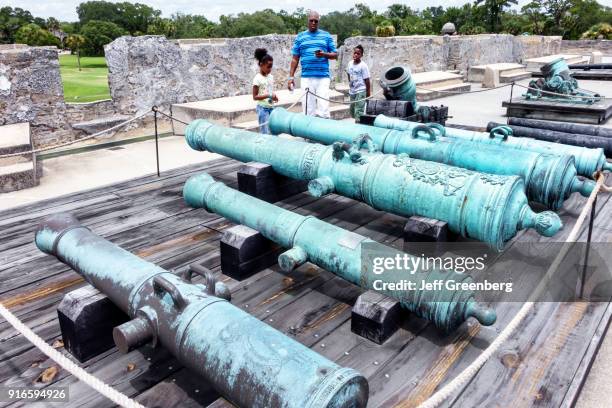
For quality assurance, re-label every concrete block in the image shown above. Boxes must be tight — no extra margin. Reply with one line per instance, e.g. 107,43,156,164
591,51,603,65
483,66,501,88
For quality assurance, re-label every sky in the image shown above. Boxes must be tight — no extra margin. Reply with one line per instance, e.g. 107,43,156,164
0,0,549,23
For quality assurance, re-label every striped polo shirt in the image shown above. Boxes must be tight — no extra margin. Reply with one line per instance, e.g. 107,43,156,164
291,29,337,78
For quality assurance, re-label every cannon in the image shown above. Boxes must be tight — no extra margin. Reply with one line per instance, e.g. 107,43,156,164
372,113,612,177
268,108,595,210
526,58,603,105
183,172,497,332
507,118,612,138
36,213,368,408
487,121,612,157
379,66,417,105
186,120,562,250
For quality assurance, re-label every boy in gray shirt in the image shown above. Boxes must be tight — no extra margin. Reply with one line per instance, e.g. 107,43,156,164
346,45,371,121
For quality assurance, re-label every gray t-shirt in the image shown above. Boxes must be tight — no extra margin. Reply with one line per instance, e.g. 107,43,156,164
346,61,370,95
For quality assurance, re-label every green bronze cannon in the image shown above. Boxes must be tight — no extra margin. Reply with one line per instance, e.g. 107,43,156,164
183,172,497,332
268,108,595,210
372,113,612,177
36,213,368,408
185,120,561,250
526,58,603,105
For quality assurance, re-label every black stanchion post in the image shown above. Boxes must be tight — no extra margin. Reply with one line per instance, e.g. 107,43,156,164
153,106,160,177
305,87,309,116
507,82,515,125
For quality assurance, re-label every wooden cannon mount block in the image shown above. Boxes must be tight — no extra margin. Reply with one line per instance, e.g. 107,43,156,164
403,215,457,244
57,286,129,362
220,225,282,281
237,162,308,203
502,98,612,125
351,290,402,344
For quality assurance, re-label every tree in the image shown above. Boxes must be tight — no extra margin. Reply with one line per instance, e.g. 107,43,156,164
147,17,177,38
522,1,545,34
77,1,160,35
14,23,60,46
65,34,86,70
214,10,288,38
0,6,34,43
80,20,126,56
169,13,214,38
475,0,518,32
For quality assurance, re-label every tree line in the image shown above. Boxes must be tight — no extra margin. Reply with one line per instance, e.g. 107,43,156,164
1,1,611,58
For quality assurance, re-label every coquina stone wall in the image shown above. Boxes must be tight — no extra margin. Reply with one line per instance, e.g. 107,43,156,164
337,34,561,83
561,40,612,55
0,45,73,147
105,34,338,114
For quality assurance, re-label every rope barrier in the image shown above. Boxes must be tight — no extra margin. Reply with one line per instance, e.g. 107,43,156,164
513,83,609,101
415,83,513,94
0,303,146,408
0,111,152,159
242,90,307,131
307,88,384,104
417,171,609,408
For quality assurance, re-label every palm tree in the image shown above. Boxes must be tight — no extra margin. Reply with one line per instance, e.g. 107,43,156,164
475,0,519,32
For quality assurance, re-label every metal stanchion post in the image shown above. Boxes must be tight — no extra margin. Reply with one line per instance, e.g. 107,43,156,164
507,82,515,125
152,106,160,177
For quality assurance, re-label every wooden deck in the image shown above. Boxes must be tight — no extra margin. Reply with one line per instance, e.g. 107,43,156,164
0,157,611,408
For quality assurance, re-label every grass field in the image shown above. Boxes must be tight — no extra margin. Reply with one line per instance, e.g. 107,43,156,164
59,54,111,103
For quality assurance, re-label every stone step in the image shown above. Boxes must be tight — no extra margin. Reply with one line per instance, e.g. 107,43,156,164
467,63,527,83
416,82,471,101
172,88,345,135
524,54,590,72
412,71,463,88
0,156,41,193
0,122,31,155
499,70,532,82
71,115,131,137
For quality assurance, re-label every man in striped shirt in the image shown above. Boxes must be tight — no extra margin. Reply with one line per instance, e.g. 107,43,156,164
288,10,338,118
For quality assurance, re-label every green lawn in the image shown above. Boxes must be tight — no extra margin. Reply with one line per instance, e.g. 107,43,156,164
59,54,111,103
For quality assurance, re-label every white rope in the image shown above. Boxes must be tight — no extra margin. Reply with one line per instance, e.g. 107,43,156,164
0,111,152,159
415,83,513,94
0,303,146,408
243,90,307,130
418,172,608,408
513,83,609,101
307,88,384,104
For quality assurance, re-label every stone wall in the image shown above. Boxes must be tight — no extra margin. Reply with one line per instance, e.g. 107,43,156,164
561,40,612,55
105,34,338,114
0,46,73,147
65,100,117,123
338,34,561,83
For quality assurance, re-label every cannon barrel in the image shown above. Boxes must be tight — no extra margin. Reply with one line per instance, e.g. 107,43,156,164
372,114,612,177
186,119,561,250
35,213,368,408
183,172,497,331
268,108,595,210
507,118,612,138
487,122,612,157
